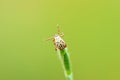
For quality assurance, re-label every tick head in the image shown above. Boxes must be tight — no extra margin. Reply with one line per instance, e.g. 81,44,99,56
46,24,64,41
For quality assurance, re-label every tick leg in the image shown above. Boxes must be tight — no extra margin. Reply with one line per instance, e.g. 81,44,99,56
60,32,64,37
55,46,57,51
57,24,61,35
57,24,64,37
46,36,53,41
54,44,57,51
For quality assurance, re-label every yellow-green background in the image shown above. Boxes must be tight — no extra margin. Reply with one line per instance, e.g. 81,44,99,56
0,0,120,80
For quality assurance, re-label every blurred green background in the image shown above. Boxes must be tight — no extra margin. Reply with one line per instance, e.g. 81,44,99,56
0,0,120,80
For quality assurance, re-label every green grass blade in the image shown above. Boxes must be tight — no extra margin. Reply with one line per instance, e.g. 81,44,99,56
57,48,73,80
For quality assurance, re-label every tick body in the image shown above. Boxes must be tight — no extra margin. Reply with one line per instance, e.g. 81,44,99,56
53,35,67,50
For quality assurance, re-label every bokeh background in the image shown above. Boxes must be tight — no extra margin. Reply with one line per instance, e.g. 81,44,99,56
0,0,120,80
